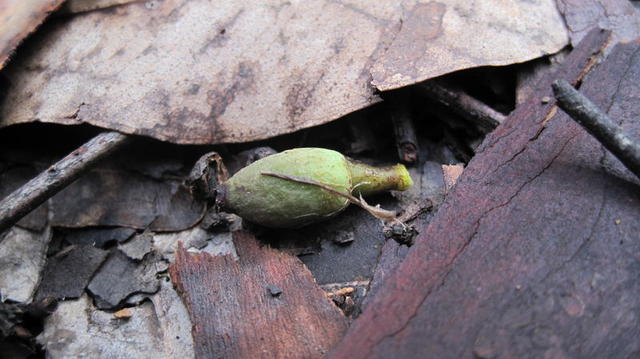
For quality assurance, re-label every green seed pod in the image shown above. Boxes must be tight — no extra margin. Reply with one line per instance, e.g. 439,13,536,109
218,148,413,228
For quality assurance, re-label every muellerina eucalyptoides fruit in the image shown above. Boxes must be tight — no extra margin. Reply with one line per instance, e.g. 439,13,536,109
216,148,413,228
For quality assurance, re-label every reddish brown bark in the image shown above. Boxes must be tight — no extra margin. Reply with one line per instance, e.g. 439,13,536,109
170,231,348,359
330,29,640,358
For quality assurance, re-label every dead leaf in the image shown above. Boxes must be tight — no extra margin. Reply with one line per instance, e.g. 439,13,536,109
0,0,65,70
442,164,464,193
1,0,567,144
38,296,167,357
370,0,569,90
50,167,205,231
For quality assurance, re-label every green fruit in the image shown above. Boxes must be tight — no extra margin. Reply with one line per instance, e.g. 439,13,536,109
218,148,412,228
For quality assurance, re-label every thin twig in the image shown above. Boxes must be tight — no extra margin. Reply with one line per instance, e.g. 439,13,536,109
418,79,506,133
260,171,397,222
0,131,130,235
552,79,640,179
389,95,419,164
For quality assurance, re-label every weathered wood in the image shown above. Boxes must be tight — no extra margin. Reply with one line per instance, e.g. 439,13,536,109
329,29,640,358
417,79,506,133
170,231,348,359
0,131,129,235
389,94,419,164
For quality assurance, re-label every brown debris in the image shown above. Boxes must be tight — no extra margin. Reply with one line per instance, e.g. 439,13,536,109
170,231,348,359
442,164,464,194
417,80,507,133
113,308,132,319
330,29,640,358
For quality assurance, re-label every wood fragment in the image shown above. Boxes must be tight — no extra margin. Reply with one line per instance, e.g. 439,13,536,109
418,79,507,133
113,308,133,319
389,96,419,164
330,28,625,359
0,131,129,235
442,164,464,194
553,79,640,179
169,231,348,359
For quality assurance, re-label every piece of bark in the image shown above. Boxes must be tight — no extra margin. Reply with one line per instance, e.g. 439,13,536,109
557,0,640,45
50,167,204,231
0,226,50,303
38,295,166,358
170,231,348,359
389,95,419,164
330,29,638,359
34,244,108,301
150,280,195,358
0,0,568,144
87,250,159,309
59,226,136,248
418,80,507,133
119,233,153,260
0,0,65,70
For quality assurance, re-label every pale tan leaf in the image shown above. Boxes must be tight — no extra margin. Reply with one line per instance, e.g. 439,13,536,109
371,0,569,90
0,0,65,70
0,0,568,144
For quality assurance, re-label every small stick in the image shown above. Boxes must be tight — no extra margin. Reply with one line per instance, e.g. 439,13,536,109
389,96,419,165
418,80,506,133
552,79,640,179
0,131,130,235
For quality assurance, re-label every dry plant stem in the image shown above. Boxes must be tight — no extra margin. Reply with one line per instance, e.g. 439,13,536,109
552,79,640,179
390,98,419,164
260,171,397,222
0,131,130,235
419,79,506,133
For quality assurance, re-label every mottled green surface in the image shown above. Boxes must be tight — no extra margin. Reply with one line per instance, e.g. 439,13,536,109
223,148,413,228
225,148,352,228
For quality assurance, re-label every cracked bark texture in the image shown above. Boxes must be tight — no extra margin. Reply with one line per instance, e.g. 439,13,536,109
330,29,640,359
170,231,348,359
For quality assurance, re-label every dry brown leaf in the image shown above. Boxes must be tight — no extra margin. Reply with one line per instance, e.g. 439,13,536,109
0,0,65,70
371,0,569,90
442,163,464,194
1,0,568,144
